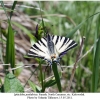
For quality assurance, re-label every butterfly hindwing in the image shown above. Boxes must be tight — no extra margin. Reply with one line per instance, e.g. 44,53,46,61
28,38,47,58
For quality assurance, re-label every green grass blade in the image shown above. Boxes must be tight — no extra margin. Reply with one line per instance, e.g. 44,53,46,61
92,15,100,92
92,37,100,92
52,62,62,92
10,1,17,19
93,15,100,57
44,79,56,88
38,60,45,92
28,80,37,92
28,80,41,92
66,12,100,38
1,1,15,71
5,25,15,70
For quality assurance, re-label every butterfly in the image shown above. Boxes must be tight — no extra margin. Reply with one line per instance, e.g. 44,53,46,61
28,33,77,66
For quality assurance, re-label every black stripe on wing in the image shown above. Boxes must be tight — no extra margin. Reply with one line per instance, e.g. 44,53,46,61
59,37,69,49
59,42,77,57
28,50,44,59
55,36,59,45
33,44,45,53
40,39,46,47
27,37,48,59
59,38,77,57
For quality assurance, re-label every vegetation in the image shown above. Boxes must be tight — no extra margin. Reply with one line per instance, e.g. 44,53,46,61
0,1,100,92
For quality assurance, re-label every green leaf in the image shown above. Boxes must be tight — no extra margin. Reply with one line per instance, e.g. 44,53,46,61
28,80,41,92
52,62,62,92
4,73,24,92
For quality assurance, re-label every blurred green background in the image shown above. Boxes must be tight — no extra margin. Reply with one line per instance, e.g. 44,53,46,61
0,1,100,92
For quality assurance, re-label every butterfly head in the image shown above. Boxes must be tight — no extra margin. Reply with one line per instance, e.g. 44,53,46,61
50,53,56,58
49,53,60,64
44,52,60,66
50,53,58,61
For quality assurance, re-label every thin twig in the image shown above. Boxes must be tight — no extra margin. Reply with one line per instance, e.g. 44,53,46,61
24,67,38,87
0,63,78,72
0,23,4,64
3,4,44,11
0,64,10,66
67,36,85,92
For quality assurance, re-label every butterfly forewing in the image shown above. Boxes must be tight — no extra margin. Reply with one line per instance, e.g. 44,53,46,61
28,37,51,60
52,35,77,57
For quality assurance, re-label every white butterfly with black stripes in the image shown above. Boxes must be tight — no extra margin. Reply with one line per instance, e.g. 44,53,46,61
28,34,77,66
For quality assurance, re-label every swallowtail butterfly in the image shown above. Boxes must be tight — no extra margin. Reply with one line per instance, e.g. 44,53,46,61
28,34,77,66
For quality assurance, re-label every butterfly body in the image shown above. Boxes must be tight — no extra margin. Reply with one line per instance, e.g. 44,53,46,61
28,34,77,66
